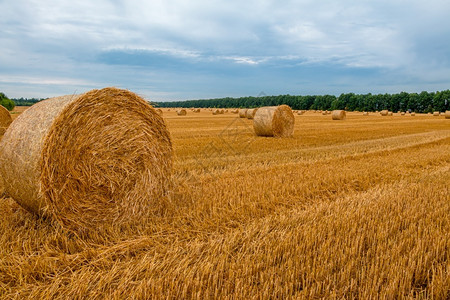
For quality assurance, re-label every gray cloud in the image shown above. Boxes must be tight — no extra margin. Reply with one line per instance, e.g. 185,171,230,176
1,0,450,100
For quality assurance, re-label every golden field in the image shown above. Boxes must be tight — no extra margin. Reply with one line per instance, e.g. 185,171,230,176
0,108,449,299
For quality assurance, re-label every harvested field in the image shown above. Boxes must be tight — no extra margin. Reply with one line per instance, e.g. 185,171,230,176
0,109,449,299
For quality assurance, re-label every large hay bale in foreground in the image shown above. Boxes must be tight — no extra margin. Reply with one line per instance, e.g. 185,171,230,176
331,110,346,120
380,110,388,116
445,111,450,119
253,105,294,138
0,105,12,136
239,109,247,118
0,87,173,230
177,109,187,116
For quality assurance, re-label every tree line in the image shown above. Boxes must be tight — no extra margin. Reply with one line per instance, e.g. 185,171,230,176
156,90,450,113
3,90,450,113
11,97,45,107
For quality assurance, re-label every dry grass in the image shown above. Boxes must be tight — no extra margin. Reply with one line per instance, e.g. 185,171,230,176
0,109,449,299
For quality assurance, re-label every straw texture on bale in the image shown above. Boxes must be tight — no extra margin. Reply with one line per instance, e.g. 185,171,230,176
0,105,12,136
239,109,247,118
0,87,173,230
380,110,388,116
246,108,258,119
177,109,187,116
445,111,450,119
253,105,294,138
331,110,346,120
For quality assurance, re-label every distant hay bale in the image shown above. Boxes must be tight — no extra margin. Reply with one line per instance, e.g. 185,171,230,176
411,112,416,116
156,108,163,115
380,110,388,116
363,112,369,116
331,110,346,120
433,111,440,116
220,109,225,114
231,109,239,114
445,111,450,119
253,105,294,138
212,109,219,115
388,112,393,116
246,108,258,119
194,108,201,113
401,112,405,116
322,111,328,115
0,105,12,136
0,87,173,231
239,109,247,118
177,109,187,116
297,110,304,115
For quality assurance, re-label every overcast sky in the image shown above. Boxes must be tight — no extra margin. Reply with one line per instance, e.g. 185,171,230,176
1,0,449,101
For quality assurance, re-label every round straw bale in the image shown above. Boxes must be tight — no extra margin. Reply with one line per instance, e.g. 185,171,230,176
253,105,294,138
0,105,12,136
411,112,416,116
246,108,258,119
239,109,247,118
433,111,440,116
156,108,163,115
363,112,369,116
380,110,388,116
231,109,239,114
177,109,187,116
445,111,450,119
0,87,173,230
331,110,346,120
212,109,219,115
220,109,225,114
388,112,393,116
297,110,304,115
401,112,405,115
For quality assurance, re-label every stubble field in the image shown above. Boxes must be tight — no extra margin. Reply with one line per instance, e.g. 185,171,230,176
0,108,449,299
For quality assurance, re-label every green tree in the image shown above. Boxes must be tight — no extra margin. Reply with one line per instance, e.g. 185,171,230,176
0,92,15,111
